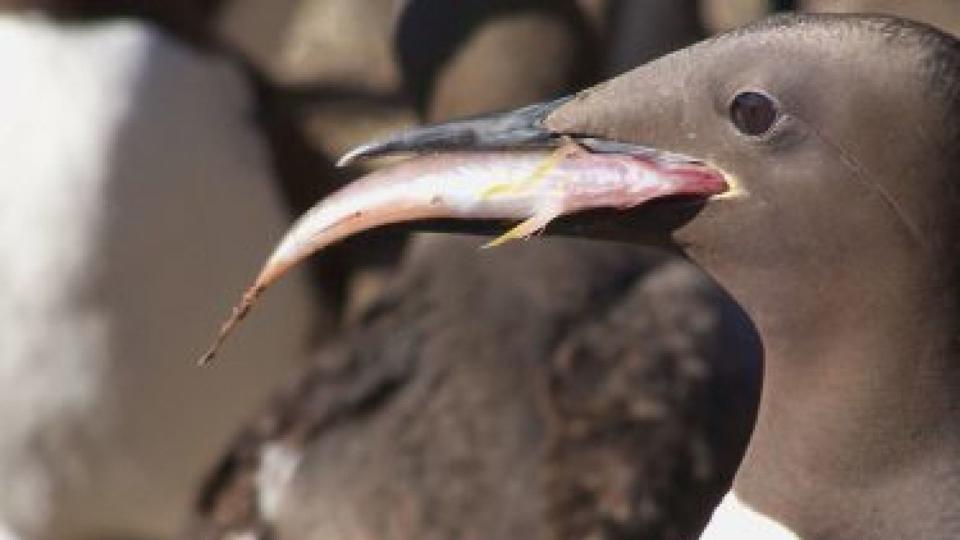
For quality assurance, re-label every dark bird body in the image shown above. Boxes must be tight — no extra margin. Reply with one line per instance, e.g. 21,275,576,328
191,239,758,540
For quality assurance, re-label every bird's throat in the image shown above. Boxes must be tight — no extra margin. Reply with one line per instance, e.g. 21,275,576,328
732,285,960,540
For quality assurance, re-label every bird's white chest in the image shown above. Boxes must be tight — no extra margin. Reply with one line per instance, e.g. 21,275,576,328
700,491,802,540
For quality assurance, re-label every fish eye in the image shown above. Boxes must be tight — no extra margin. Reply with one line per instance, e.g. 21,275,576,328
730,91,779,137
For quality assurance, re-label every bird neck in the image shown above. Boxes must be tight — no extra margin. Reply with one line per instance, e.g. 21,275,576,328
731,269,960,540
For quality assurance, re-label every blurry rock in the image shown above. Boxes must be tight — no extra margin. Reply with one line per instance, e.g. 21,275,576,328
219,0,416,180
604,0,705,75
576,0,609,32
215,0,302,75
395,0,594,115
218,0,401,90
0,14,315,540
803,0,960,36
700,0,770,33
423,6,594,121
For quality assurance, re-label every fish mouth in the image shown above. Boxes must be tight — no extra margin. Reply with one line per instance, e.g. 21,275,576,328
199,98,728,365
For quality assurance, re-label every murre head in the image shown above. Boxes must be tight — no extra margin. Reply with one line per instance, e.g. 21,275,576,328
545,15,960,329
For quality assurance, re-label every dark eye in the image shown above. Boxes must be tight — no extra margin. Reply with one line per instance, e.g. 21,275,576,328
730,91,779,136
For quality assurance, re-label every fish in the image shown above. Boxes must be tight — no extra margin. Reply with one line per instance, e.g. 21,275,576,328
198,139,726,365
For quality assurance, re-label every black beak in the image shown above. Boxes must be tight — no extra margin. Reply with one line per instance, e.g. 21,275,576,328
338,96,573,166
338,94,700,167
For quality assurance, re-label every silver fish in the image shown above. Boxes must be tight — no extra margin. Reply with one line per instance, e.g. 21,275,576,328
199,141,727,365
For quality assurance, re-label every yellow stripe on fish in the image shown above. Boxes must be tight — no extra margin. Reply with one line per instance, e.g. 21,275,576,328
479,143,570,200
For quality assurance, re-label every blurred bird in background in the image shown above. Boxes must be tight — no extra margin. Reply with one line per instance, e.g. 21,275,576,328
0,2,321,539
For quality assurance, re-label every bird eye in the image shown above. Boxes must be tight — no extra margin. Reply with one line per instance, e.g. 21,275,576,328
730,91,779,137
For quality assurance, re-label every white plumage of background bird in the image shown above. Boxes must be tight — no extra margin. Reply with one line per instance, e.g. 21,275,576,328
0,12,314,540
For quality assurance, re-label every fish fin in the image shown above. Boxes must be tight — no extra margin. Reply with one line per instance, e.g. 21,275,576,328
558,135,590,157
482,206,562,249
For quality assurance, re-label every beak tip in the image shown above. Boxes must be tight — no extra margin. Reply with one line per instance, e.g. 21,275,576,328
336,96,574,167
337,146,365,168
